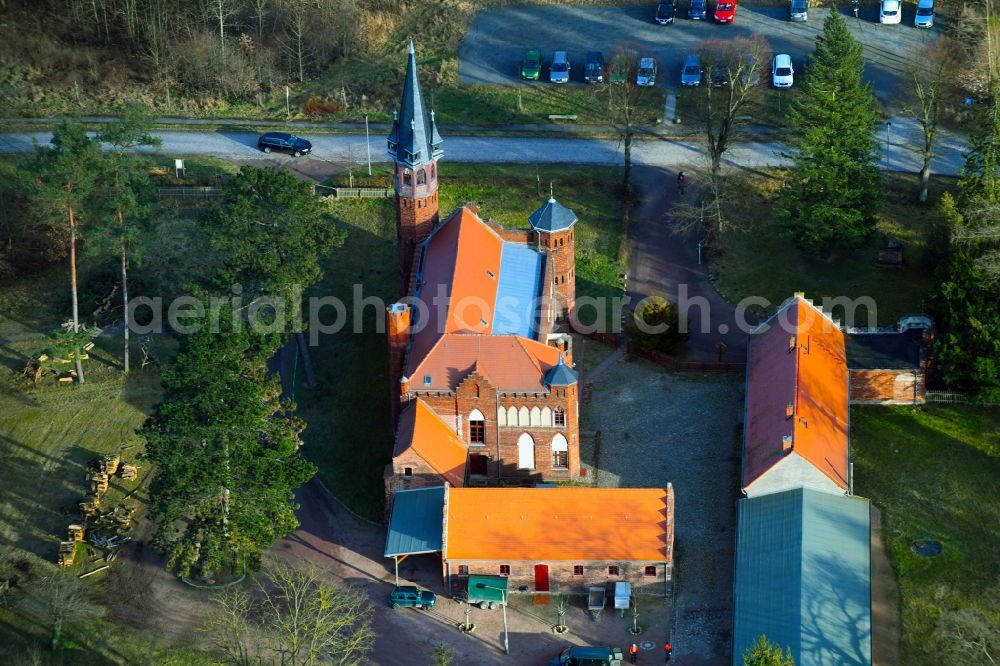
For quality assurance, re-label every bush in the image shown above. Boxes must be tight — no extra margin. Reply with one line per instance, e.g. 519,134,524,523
627,294,687,354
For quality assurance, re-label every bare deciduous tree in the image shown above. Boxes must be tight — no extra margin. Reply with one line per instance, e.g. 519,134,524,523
906,36,962,203
694,35,771,175
206,561,376,666
28,573,105,651
607,47,643,199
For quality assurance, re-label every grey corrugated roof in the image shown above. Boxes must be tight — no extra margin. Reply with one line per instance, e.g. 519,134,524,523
732,488,871,666
528,197,577,232
846,330,923,370
544,355,578,386
384,486,445,557
386,41,442,167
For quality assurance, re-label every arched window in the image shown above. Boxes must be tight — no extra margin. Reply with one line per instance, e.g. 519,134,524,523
530,406,541,426
507,406,518,426
551,433,568,469
469,409,485,445
517,433,535,470
540,406,552,426
497,406,507,426
417,169,427,186
518,406,530,426
403,169,412,186
554,408,566,427
431,163,436,179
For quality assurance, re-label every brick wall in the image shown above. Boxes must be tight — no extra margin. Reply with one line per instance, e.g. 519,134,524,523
444,559,671,597
849,369,924,404
539,228,576,319
408,376,581,480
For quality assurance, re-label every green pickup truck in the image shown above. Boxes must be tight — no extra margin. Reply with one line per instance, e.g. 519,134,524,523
389,585,437,609
521,49,542,80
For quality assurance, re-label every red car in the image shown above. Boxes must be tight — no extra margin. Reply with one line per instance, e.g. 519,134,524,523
714,0,737,22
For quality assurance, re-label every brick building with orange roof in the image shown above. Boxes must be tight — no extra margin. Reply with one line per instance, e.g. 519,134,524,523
384,42,581,497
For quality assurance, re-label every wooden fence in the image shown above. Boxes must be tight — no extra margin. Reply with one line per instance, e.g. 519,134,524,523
157,186,222,199
925,391,1000,406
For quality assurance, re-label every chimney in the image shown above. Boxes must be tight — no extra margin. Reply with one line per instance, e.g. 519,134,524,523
785,402,794,419
782,435,794,453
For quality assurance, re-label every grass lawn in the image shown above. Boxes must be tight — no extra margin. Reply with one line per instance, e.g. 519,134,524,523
709,171,949,324
308,164,625,520
852,405,1000,665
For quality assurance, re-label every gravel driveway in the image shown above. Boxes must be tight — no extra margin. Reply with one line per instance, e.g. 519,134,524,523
461,3,944,101
581,357,744,664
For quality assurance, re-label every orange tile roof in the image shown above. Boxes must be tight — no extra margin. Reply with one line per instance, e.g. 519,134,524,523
394,399,467,487
744,296,849,491
445,487,674,561
410,333,562,391
408,208,503,370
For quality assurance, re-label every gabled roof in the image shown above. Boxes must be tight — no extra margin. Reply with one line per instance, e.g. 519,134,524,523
406,206,549,384
445,486,674,561
393,399,467,487
743,295,849,493
386,40,442,168
410,334,562,392
384,485,445,557
528,197,577,233
544,355,578,386
732,488,871,666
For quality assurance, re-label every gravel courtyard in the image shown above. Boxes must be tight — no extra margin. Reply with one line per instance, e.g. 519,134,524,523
582,356,743,665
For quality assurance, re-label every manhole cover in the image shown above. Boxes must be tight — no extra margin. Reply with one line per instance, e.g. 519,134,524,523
911,539,942,557
640,641,656,651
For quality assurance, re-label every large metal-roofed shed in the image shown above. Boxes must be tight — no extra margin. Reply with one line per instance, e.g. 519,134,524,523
732,487,872,666
384,485,445,585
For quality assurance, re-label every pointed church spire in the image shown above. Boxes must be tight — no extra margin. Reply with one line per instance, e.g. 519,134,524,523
387,40,442,167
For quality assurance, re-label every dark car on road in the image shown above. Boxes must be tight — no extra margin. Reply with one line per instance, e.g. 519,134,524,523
711,64,729,87
389,586,436,609
688,0,707,19
257,132,312,156
585,51,605,83
655,1,676,23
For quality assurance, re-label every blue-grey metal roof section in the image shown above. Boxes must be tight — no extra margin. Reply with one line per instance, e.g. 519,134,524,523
732,488,871,666
528,197,578,232
387,40,442,167
492,242,544,338
545,355,578,386
384,486,445,557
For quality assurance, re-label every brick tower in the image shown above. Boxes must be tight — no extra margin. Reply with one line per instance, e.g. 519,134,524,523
529,196,578,320
387,40,444,295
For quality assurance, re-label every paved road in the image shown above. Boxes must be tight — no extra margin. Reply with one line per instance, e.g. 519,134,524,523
0,117,967,174
461,3,942,99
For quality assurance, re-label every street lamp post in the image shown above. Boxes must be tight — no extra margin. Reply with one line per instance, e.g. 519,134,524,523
479,584,509,655
365,115,372,176
885,120,892,171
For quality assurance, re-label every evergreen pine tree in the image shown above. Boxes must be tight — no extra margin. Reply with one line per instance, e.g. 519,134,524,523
780,10,881,255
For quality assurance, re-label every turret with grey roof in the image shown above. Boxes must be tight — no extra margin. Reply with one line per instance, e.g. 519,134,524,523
529,197,578,233
544,355,578,387
387,41,443,168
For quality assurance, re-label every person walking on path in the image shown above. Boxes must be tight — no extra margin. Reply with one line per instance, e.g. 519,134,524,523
629,642,640,663
676,171,687,196
664,641,673,663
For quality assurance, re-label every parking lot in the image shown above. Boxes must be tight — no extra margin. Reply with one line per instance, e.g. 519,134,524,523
460,3,944,101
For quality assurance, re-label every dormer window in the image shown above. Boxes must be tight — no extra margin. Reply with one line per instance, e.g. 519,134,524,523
417,169,426,186
388,141,397,152
403,169,412,186
423,375,432,386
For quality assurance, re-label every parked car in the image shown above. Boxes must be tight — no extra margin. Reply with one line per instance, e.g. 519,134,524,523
914,0,934,27
585,51,605,83
637,57,657,87
714,0,737,23
711,63,729,87
740,53,762,86
772,53,794,88
257,132,311,156
790,0,808,21
680,54,702,87
521,49,542,80
389,586,436,609
655,1,676,23
550,646,626,666
880,0,901,24
550,51,570,83
688,0,707,19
